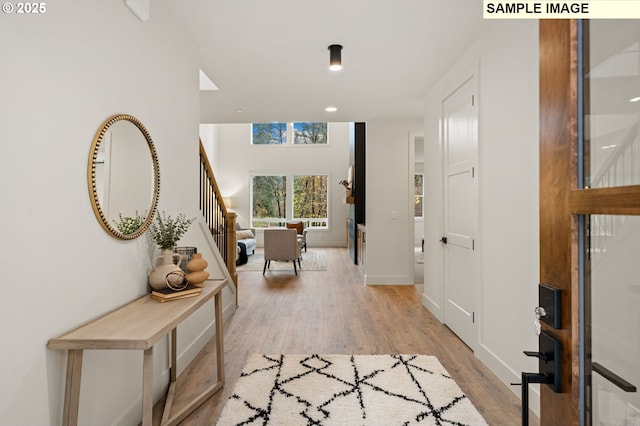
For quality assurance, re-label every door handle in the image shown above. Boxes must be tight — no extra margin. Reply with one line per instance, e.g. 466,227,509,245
440,236,448,244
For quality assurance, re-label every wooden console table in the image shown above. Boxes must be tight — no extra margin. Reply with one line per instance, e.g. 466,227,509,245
48,279,227,426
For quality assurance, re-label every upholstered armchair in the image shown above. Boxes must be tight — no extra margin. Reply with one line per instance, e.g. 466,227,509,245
286,221,307,252
263,228,301,275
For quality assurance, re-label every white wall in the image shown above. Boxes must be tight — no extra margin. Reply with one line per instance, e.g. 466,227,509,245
200,123,351,247
0,2,234,425
365,120,424,285
423,20,540,413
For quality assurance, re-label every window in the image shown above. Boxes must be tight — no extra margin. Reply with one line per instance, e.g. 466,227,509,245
293,122,328,145
251,175,286,227
414,174,424,218
294,175,328,227
251,123,287,145
251,122,328,145
251,174,329,228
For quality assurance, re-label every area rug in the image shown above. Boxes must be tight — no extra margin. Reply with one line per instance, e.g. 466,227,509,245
217,354,488,425
237,249,327,272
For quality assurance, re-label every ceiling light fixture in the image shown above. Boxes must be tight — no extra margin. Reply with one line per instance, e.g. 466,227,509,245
325,106,338,112
630,96,640,102
328,44,343,71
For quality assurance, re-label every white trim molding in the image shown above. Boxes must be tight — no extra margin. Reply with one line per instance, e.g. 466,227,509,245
125,0,150,22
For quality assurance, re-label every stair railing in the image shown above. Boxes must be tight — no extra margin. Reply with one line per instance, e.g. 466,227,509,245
199,141,238,297
589,123,639,189
588,123,638,258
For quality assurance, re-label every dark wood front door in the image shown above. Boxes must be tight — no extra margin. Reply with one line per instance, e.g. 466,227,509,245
539,19,640,425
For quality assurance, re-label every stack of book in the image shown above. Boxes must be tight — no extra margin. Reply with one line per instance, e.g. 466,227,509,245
150,284,201,303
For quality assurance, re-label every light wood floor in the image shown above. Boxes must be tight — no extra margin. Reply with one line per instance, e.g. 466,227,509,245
157,248,537,425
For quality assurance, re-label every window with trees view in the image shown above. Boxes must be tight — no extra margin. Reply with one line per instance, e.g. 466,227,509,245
293,122,327,144
252,123,287,145
251,174,328,228
294,175,328,227
414,174,424,217
251,175,287,227
251,122,328,145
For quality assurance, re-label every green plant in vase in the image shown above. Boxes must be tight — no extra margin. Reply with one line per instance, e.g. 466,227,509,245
147,212,197,291
114,211,145,235
149,211,196,250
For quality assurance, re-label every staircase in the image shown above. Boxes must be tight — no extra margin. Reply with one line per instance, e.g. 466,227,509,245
199,141,238,304
589,123,639,189
588,123,639,258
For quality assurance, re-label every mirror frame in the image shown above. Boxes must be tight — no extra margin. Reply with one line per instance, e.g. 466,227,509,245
87,114,160,240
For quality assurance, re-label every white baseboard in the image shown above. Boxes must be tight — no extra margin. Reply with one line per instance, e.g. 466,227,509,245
421,294,443,322
365,275,412,285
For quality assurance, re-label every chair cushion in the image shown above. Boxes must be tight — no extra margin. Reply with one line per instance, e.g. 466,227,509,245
236,229,254,240
286,221,304,234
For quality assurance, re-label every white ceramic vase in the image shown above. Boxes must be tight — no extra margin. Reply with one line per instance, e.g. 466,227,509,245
148,249,183,291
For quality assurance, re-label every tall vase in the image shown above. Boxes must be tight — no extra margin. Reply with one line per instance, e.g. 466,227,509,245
148,249,183,291
186,253,209,288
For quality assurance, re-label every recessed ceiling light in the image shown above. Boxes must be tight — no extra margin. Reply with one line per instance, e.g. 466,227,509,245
325,106,337,112
630,96,640,102
235,108,243,113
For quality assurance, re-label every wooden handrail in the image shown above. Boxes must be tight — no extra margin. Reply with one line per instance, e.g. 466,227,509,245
199,141,238,304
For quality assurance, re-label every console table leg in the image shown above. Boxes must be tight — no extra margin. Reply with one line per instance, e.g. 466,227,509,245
142,347,154,426
62,349,83,426
170,328,177,382
215,292,225,384
161,328,178,424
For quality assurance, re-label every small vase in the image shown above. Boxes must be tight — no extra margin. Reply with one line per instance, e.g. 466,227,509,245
149,249,183,291
186,253,209,288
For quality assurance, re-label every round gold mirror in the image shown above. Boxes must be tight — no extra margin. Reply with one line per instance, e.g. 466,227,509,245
88,114,160,240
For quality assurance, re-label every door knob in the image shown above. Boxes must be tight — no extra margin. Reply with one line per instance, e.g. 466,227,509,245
440,237,448,244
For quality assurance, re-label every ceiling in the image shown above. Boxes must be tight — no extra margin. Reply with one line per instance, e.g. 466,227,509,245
166,0,489,124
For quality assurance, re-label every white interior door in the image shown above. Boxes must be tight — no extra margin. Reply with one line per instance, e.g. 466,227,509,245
443,77,477,350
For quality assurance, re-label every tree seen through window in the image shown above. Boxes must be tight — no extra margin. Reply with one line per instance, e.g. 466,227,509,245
252,123,287,144
414,174,424,217
294,175,328,226
251,174,328,228
293,123,327,144
252,175,286,227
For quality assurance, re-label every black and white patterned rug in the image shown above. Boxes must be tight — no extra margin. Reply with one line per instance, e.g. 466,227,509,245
217,354,488,425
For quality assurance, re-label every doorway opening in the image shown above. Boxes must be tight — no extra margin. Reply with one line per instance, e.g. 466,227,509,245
410,132,425,285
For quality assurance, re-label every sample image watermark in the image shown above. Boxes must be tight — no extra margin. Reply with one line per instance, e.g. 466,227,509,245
2,2,46,14
483,0,640,19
